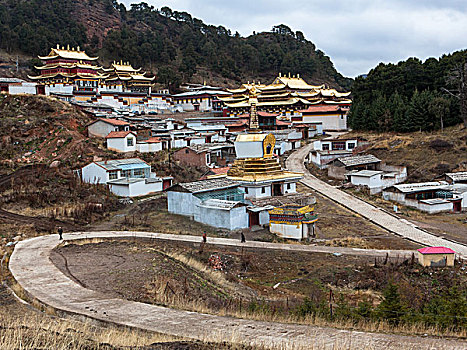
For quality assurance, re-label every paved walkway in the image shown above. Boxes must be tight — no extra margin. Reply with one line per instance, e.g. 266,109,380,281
9,231,467,349
286,144,467,258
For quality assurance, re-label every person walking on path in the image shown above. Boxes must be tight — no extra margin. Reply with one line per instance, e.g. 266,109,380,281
202,231,207,243
240,232,246,243
58,226,63,240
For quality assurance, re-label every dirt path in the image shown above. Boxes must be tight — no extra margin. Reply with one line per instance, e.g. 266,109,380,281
10,231,467,350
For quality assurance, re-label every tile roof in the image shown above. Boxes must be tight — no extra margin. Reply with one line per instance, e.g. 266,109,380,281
95,118,130,126
197,199,246,210
188,142,233,153
169,177,239,193
445,172,467,182
95,158,149,171
106,131,135,138
391,181,448,193
418,247,455,254
335,154,381,167
143,137,163,143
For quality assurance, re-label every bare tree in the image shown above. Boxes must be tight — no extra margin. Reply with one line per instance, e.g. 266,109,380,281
442,60,467,129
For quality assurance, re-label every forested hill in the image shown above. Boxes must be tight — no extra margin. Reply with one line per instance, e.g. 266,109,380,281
349,52,467,132
0,0,352,90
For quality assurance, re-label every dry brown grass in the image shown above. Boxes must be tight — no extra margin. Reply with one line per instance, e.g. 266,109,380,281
323,236,371,248
0,308,179,350
142,252,467,340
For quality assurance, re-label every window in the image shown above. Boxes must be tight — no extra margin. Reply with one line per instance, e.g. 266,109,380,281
261,187,266,194
287,183,291,190
133,169,144,178
185,149,189,154
245,188,249,194
122,170,131,178
348,143,356,150
109,171,118,180
127,137,134,147
322,144,330,150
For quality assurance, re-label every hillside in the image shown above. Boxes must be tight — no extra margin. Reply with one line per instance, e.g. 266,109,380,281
0,0,352,90
0,94,109,174
346,126,467,182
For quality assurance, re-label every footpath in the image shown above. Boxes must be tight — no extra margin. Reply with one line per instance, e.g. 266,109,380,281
9,231,467,349
286,143,467,258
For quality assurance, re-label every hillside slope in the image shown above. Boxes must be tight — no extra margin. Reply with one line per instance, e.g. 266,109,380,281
0,94,109,174
347,126,467,182
0,0,352,90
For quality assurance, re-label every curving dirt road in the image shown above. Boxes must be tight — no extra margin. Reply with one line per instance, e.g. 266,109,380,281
286,143,467,258
9,231,467,350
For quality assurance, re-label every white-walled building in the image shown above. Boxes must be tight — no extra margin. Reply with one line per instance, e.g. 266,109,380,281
166,177,249,230
106,131,137,153
268,205,318,240
0,78,38,95
88,118,130,138
299,105,348,131
81,158,172,197
382,182,465,214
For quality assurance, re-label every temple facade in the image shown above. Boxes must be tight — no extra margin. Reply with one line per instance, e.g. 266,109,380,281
28,44,108,94
100,61,155,94
219,73,351,118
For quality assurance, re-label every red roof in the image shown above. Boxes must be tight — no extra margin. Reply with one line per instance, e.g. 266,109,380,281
144,137,162,143
417,247,455,255
97,118,130,126
106,131,135,139
294,123,317,129
237,111,279,118
299,105,342,113
210,167,229,175
226,119,249,127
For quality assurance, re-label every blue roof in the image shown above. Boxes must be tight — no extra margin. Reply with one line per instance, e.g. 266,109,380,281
119,163,150,170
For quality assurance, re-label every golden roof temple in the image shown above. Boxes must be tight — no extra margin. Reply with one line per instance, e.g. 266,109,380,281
219,73,351,116
28,45,155,94
101,61,155,93
28,45,107,85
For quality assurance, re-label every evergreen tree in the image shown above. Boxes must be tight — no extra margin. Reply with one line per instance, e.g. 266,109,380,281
376,282,404,325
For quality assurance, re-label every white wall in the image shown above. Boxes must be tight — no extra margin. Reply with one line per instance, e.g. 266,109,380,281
242,185,272,199
107,134,137,153
82,163,109,184
48,84,74,95
302,113,347,131
137,142,163,153
9,83,37,95
270,222,304,240
195,205,249,230
167,191,200,217
283,182,297,195
108,179,163,197
235,140,264,159
171,139,188,148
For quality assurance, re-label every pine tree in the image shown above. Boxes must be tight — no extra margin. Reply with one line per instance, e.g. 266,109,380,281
376,282,404,325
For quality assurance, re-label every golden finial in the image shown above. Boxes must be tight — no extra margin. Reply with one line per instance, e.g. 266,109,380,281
288,72,291,78
279,72,281,77
67,44,70,50
56,44,60,49
77,46,80,51
62,46,65,50
297,73,300,78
